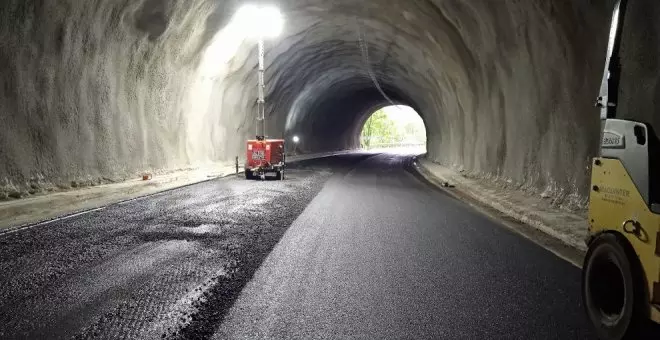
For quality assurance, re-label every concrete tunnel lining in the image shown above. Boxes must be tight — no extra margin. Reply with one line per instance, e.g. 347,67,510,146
2,0,659,210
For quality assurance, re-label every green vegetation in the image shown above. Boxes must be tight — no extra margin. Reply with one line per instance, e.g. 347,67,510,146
360,108,426,148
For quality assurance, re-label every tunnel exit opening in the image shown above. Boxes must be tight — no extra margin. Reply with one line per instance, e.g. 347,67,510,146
360,105,427,152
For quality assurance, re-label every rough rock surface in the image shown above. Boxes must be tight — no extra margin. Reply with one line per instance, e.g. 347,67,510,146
0,0,657,207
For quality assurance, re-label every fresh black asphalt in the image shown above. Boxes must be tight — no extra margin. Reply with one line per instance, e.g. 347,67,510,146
0,152,606,339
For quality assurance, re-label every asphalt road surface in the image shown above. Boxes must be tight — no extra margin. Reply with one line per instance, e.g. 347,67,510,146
0,152,617,339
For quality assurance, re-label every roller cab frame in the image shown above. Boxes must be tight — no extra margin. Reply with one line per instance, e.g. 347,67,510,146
583,0,660,338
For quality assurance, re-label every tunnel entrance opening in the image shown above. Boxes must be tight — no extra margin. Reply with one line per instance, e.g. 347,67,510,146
360,105,426,152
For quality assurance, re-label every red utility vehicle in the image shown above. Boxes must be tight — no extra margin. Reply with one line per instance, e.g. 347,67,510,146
245,138,285,180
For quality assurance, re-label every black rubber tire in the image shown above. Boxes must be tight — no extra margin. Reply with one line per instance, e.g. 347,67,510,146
582,233,647,340
245,171,253,180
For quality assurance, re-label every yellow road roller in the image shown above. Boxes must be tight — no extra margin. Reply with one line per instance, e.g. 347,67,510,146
582,0,660,339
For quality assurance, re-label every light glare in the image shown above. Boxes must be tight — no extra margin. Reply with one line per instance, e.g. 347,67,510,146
233,4,284,39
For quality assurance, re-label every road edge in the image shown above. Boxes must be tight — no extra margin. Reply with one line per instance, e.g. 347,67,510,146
409,156,586,268
0,171,243,237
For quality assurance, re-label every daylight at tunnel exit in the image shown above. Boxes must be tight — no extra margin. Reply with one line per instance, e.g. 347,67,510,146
1,0,660,339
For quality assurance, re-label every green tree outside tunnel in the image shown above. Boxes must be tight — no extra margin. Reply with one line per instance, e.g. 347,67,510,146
360,107,426,148
361,109,399,148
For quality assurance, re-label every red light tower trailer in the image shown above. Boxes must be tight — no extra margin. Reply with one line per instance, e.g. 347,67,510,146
245,137,285,180
245,37,285,180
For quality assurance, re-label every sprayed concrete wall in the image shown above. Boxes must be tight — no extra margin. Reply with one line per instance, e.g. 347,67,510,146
0,0,657,209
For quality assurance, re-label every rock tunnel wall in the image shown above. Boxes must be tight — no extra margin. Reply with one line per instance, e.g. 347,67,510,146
0,0,253,195
0,0,657,208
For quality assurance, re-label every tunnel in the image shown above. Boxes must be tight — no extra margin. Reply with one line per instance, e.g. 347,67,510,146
1,0,659,209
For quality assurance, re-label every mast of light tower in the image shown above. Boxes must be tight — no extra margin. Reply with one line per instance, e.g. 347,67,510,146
233,4,284,140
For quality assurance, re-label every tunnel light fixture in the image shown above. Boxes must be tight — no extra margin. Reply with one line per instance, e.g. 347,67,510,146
292,136,300,143
234,4,284,39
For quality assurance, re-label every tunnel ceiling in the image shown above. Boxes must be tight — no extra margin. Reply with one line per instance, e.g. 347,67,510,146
3,0,660,209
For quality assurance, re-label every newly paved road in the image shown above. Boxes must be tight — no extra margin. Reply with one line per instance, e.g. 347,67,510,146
215,153,593,339
1,152,601,339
